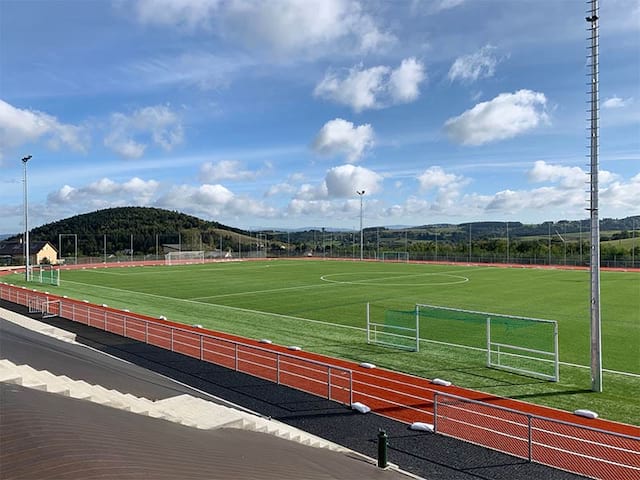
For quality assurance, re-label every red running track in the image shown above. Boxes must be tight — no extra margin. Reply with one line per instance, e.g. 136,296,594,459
1,272,639,480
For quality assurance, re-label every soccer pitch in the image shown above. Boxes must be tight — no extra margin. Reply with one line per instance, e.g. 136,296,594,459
13,259,640,424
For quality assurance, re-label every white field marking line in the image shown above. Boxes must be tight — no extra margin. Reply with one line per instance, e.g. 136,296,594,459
353,389,434,418
531,425,640,453
321,270,467,283
529,444,640,472
75,264,273,275
352,376,437,405
59,279,365,332
189,281,341,301
321,275,469,287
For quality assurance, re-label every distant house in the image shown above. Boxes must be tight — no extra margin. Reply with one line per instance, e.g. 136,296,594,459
0,240,59,266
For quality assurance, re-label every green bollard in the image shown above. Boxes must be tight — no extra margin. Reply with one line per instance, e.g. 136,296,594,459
377,429,388,468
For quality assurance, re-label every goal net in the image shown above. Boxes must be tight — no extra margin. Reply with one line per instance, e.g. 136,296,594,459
416,304,559,382
366,303,419,352
381,251,409,262
165,251,205,266
31,265,60,286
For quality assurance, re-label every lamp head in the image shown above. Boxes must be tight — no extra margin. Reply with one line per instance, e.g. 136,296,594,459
21,155,32,163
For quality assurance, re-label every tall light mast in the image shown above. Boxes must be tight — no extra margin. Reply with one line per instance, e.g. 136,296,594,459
22,155,32,282
586,0,602,392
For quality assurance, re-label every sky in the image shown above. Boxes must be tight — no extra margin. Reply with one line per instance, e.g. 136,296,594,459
1,0,639,235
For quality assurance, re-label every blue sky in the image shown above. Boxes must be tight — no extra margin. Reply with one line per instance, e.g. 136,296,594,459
1,0,638,235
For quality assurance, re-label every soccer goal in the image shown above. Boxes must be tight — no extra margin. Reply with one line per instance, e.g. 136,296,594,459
381,251,409,262
165,251,205,266
416,304,559,382
27,296,61,318
31,265,60,286
366,303,419,352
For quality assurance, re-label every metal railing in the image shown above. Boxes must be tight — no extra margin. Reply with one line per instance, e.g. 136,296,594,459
0,283,353,406
434,392,640,480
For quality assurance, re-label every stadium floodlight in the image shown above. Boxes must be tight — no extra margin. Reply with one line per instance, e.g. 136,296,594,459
357,190,365,261
22,155,32,282
586,0,602,392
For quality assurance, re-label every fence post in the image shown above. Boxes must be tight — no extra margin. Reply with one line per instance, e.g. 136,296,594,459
277,355,280,384
433,393,438,433
234,344,238,371
200,335,203,360
528,415,533,462
171,328,174,350
327,366,331,400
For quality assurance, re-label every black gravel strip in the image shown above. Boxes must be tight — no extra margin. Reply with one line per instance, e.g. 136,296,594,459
0,300,588,480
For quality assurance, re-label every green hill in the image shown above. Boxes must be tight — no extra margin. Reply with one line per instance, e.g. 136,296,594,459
11,207,251,256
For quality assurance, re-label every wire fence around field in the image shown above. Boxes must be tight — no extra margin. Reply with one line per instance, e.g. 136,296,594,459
434,392,640,480
1,280,638,480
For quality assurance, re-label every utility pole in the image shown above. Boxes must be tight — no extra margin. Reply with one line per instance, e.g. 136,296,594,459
357,190,365,260
22,155,32,281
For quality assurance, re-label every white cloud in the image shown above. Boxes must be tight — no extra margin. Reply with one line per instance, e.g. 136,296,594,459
104,105,183,159
527,160,590,189
324,164,383,198
0,99,87,161
132,0,394,56
199,160,259,182
388,58,427,103
602,96,633,109
314,58,426,112
444,89,549,145
414,0,466,14
601,173,640,211
155,183,276,218
448,45,500,83
47,177,160,206
417,166,470,209
312,118,374,163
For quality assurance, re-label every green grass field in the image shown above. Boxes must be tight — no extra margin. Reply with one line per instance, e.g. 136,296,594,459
9,259,640,425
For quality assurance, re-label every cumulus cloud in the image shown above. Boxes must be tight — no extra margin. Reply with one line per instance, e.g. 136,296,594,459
47,177,160,206
0,99,87,161
444,89,549,145
417,166,470,209
104,105,183,159
155,183,276,218
199,160,260,182
527,160,590,188
132,0,394,56
448,45,500,83
324,164,383,198
314,58,426,112
602,96,633,109
312,118,374,163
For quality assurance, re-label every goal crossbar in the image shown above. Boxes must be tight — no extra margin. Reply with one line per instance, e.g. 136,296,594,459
417,303,559,382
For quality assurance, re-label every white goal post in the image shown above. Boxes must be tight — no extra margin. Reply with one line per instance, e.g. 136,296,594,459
31,264,60,286
165,251,205,266
416,304,559,382
381,251,409,262
366,303,419,352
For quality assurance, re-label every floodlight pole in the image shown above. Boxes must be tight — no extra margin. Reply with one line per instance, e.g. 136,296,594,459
587,0,602,392
357,190,365,261
22,155,32,281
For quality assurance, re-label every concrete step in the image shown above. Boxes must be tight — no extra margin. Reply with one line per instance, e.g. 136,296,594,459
0,358,347,453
